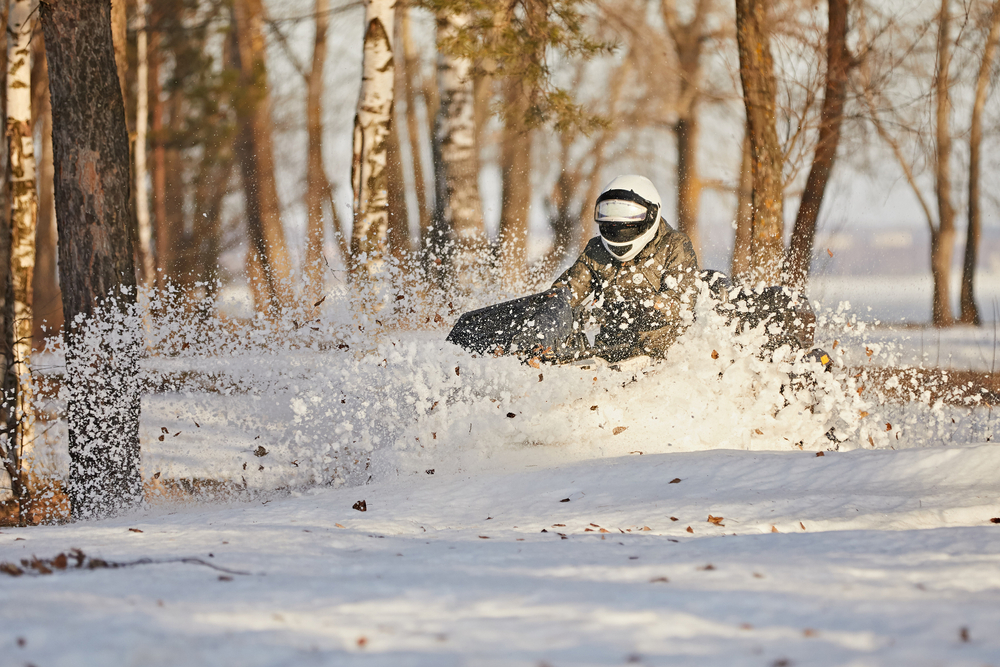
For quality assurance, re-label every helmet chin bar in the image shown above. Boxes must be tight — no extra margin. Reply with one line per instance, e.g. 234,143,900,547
606,242,633,258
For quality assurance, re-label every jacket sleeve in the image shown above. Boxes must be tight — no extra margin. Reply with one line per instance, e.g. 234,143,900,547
552,251,596,309
637,233,699,356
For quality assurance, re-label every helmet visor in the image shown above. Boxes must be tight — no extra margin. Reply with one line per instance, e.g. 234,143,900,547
595,199,649,223
596,199,655,243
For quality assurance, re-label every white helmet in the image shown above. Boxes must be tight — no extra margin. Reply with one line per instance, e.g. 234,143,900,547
594,175,663,261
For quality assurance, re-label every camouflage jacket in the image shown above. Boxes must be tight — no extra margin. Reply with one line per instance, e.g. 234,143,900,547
552,219,699,359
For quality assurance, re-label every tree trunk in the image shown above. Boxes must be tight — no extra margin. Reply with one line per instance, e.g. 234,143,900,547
960,0,1000,325
351,0,396,280
932,0,955,327
41,0,143,518
386,112,410,261
735,0,784,285
230,0,292,311
150,33,168,291
498,77,532,287
7,0,38,522
731,129,753,279
304,0,330,300
135,0,153,288
786,0,850,291
675,115,700,254
400,4,431,254
387,12,410,264
430,10,484,287
110,0,126,101
32,36,61,346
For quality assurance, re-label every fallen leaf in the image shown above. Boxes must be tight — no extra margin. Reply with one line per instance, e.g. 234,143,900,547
699,564,715,571
425,469,435,475
584,528,594,532
357,636,367,648
538,373,544,382
771,525,779,533
816,451,824,457
754,428,763,435
686,526,693,533
613,426,628,435
670,516,679,521
827,248,833,257
559,498,570,503
711,350,719,359
128,528,143,534
52,553,67,570
803,628,817,637
886,422,893,431
868,435,875,447
314,294,327,307
707,515,724,526
865,346,874,357
753,572,764,578
553,524,566,527
507,412,516,418
859,411,869,418
799,522,806,530
990,518,1000,524
352,500,367,512
833,339,839,349
599,528,610,533
478,536,489,539
590,523,600,527
740,623,752,630
642,526,651,531
0,563,23,576
669,478,681,484
454,366,460,376
649,576,669,583
254,446,268,457
158,435,165,441
161,427,169,434
335,523,346,529
152,471,161,479
960,627,970,642
590,405,599,411
629,451,643,455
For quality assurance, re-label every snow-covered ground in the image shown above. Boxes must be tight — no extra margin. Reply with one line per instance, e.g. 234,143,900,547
5,280,1000,665
4,443,1000,666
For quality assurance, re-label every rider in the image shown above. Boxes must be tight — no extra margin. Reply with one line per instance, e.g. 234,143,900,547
552,175,699,362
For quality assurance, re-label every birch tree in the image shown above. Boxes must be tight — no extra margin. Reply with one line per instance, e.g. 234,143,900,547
6,0,38,521
960,0,1000,325
431,10,486,286
351,0,396,279
735,0,784,285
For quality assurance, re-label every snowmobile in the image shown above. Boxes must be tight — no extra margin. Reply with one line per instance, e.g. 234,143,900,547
446,270,832,370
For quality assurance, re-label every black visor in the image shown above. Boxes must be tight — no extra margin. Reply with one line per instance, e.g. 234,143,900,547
595,189,659,244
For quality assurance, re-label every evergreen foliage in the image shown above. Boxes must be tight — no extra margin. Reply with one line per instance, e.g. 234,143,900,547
420,0,613,131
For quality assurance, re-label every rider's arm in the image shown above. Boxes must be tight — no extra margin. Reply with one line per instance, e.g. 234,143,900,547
552,240,600,308
638,233,700,356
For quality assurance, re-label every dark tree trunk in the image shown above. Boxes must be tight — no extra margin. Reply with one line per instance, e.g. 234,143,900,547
932,0,956,327
230,0,291,312
731,129,753,280
735,0,784,285
675,115,700,254
386,114,410,261
960,0,1000,325
41,0,143,518
304,0,329,300
786,0,850,291
498,78,532,286
31,33,62,345
150,33,169,291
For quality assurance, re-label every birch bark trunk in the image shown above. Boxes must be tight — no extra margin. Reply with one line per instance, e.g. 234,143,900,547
931,0,956,327
305,0,330,300
135,0,154,287
7,0,38,521
41,0,143,518
351,0,396,280
735,0,784,286
959,0,1000,325
431,10,485,287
